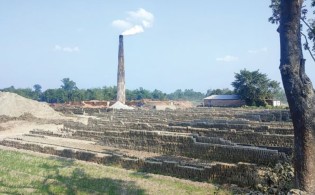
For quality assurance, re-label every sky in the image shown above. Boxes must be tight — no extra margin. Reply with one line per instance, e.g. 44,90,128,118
1,0,315,93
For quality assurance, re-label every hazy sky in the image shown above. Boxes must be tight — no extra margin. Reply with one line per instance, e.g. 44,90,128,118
1,0,315,93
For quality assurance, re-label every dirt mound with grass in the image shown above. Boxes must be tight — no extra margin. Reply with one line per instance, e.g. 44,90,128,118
0,92,63,119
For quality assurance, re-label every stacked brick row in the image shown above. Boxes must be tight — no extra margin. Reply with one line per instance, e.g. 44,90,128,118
0,139,261,187
9,107,294,187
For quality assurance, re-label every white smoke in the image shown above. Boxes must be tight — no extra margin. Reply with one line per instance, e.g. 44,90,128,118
54,45,80,53
122,25,144,36
112,19,132,29
112,8,154,36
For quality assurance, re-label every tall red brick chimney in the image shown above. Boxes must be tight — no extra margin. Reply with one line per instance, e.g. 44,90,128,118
117,35,126,104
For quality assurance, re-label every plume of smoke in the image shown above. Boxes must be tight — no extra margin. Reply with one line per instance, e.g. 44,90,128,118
122,25,144,36
112,8,154,36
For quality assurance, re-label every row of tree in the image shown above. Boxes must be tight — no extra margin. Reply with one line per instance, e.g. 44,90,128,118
0,69,287,106
0,79,205,103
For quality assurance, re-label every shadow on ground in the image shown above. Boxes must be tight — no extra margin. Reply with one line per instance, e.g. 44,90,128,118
0,155,146,195
38,157,146,195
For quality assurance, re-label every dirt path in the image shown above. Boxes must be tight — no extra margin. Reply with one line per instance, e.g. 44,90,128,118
0,120,61,140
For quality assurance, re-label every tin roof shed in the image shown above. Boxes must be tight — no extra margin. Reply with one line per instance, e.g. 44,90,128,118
204,95,241,100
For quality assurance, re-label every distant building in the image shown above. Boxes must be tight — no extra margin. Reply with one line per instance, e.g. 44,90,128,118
203,95,245,107
266,100,281,107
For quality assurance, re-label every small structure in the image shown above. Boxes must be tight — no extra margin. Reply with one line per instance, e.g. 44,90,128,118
203,95,245,107
266,100,281,107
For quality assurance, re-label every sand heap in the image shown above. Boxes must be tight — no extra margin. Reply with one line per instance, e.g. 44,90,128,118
0,92,63,119
110,101,134,110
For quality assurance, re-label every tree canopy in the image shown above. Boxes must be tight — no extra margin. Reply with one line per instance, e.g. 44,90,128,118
270,0,315,61
232,69,281,106
1,75,285,106
61,78,78,91
206,88,233,97
0,78,207,103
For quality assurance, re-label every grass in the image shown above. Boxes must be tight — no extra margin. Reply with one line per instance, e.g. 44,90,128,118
0,149,232,195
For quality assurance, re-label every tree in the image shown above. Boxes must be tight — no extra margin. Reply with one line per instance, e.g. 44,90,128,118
276,0,315,192
206,88,233,96
41,89,67,103
152,89,166,100
1,86,15,92
166,89,205,101
71,89,85,102
134,87,152,100
60,78,77,92
231,69,281,106
60,78,78,102
103,86,117,100
33,84,42,101
33,84,42,93
270,0,315,62
167,89,184,100
14,88,34,99
126,89,137,101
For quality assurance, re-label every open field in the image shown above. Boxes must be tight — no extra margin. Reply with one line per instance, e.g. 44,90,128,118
0,147,231,195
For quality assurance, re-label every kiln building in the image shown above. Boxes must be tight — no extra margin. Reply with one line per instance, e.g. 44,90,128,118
203,95,245,107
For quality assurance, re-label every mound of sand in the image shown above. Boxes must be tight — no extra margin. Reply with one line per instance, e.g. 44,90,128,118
110,101,134,110
0,92,63,119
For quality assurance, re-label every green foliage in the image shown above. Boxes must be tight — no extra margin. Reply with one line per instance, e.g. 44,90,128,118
60,78,77,102
126,88,165,101
268,0,280,24
132,87,152,100
152,89,167,100
232,69,281,106
33,84,42,93
33,84,42,101
1,74,285,106
1,86,39,101
0,78,206,103
167,89,205,102
270,0,315,57
61,78,78,91
167,89,184,100
102,86,117,100
206,88,233,96
41,89,67,103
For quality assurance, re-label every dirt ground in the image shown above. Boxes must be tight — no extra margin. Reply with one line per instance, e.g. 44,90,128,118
0,120,60,139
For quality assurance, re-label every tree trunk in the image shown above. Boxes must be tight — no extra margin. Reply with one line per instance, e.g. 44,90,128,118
279,0,315,192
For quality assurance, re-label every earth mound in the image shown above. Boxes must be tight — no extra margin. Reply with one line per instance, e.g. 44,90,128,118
0,92,63,119
110,101,134,110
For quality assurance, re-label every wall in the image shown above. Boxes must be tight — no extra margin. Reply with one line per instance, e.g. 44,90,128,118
204,99,246,107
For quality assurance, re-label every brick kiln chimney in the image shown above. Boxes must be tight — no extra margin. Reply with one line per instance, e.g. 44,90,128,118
117,35,126,104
